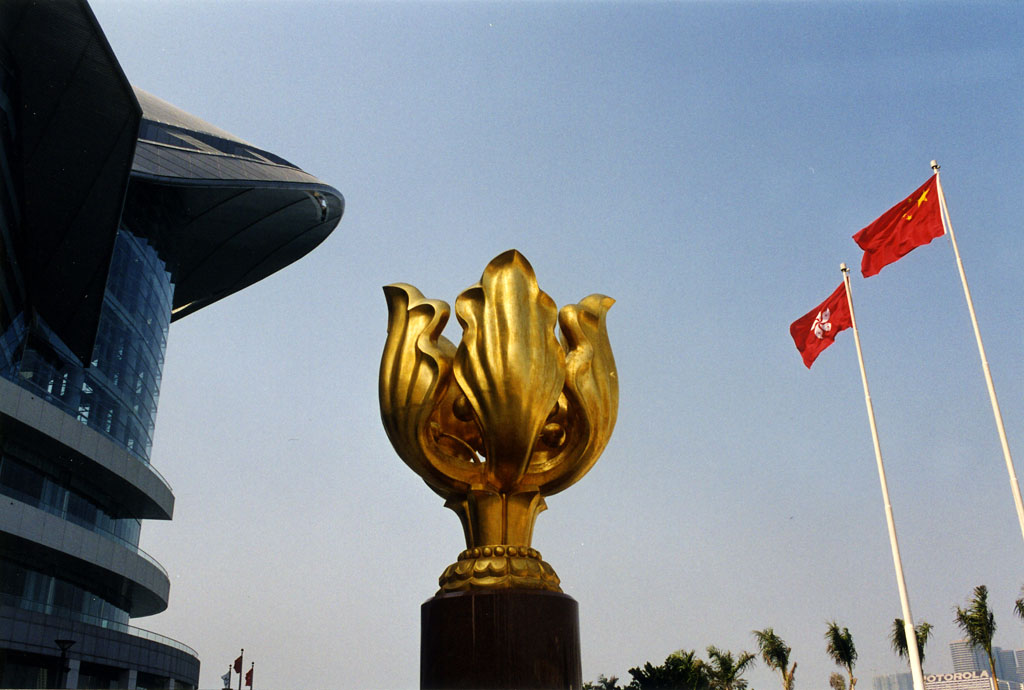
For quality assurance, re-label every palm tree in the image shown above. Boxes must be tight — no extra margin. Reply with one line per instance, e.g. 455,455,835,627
890,618,933,667
955,585,998,688
829,672,847,690
1014,585,1024,621
825,621,857,690
705,646,756,690
752,628,796,690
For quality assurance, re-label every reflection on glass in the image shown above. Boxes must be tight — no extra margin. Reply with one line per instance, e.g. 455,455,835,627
0,560,130,625
0,454,142,548
1,228,174,462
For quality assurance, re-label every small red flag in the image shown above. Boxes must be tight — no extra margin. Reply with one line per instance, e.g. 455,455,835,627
853,174,944,277
790,283,852,368
245,667,253,688
233,656,243,674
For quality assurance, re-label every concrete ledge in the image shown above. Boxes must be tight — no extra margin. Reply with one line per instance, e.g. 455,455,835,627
0,500,170,616
0,377,174,520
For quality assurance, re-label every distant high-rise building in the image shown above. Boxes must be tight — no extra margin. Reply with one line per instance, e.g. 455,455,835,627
952,639,991,674
997,650,1022,683
949,640,1024,686
873,672,914,690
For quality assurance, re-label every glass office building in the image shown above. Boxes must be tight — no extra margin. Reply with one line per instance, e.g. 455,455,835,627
0,2,343,687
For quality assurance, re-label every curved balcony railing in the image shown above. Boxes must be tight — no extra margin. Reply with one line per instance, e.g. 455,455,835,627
0,486,169,579
10,371,176,494
0,595,198,658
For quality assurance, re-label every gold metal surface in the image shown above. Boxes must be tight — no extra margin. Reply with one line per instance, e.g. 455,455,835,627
379,250,617,592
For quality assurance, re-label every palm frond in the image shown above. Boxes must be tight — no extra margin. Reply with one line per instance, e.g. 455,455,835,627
753,628,795,690
824,621,857,671
890,618,932,665
955,585,998,683
955,585,996,655
706,646,756,690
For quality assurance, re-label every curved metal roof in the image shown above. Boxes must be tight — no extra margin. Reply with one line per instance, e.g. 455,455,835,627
134,89,251,147
127,88,344,321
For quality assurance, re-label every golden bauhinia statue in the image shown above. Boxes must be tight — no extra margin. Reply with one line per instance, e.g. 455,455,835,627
379,250,618,593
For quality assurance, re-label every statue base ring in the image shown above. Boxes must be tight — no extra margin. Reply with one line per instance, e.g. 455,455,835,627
437,546,562,593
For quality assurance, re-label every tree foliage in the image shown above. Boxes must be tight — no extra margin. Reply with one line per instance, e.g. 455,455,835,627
955,585,998,683
627,649,709,690
889,618,933,666
825,621,857,690
752,628,796,690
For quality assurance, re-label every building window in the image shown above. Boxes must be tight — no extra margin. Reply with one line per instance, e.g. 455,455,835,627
1,228,174,462
0,454,142,550
0,559,129,626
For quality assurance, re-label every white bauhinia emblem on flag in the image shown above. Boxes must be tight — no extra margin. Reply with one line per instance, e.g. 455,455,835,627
811,308,832,339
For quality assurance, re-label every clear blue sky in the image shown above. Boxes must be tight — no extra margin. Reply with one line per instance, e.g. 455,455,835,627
89,2,1023,689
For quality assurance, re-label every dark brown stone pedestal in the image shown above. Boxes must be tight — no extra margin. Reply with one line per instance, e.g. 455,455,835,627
420,589,582,690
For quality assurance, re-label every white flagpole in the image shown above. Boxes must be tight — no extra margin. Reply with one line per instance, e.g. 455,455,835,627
932,160,1024,544
841,264,926,690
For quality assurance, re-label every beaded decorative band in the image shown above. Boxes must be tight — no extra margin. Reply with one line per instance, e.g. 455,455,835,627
456,545,541,560
438,545,562,593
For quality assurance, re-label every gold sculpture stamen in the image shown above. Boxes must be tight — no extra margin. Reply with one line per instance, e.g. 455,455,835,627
379,250,617,592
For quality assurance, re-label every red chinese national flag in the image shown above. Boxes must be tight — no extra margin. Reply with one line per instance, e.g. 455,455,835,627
233,656,242,674
245,668,253,688
790,283,852,368
853,174,944,277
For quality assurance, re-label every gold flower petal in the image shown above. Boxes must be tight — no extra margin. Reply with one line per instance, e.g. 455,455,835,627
528,294,617,494
379,284,477,493
453,251,565,491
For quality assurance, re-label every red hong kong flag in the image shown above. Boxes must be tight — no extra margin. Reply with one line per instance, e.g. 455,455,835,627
234,656,243,674
853,174,945,277
245,667,253,688
790,283,853,368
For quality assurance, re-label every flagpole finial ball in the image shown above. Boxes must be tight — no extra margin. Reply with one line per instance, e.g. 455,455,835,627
931,160,939,171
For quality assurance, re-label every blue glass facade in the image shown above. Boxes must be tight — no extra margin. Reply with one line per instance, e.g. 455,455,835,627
0,561,129,627
2,229,173,463
0,453,142,551
0,228,171,640
86,229,173,460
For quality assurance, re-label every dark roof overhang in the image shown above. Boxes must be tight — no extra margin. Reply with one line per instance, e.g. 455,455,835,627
125,89,344,319
127,176,343,321
0,0,140,363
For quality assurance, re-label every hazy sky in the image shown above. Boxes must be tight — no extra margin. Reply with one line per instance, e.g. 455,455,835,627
88,2,1023,689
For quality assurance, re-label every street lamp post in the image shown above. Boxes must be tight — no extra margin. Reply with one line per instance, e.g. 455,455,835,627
54,639,75,689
